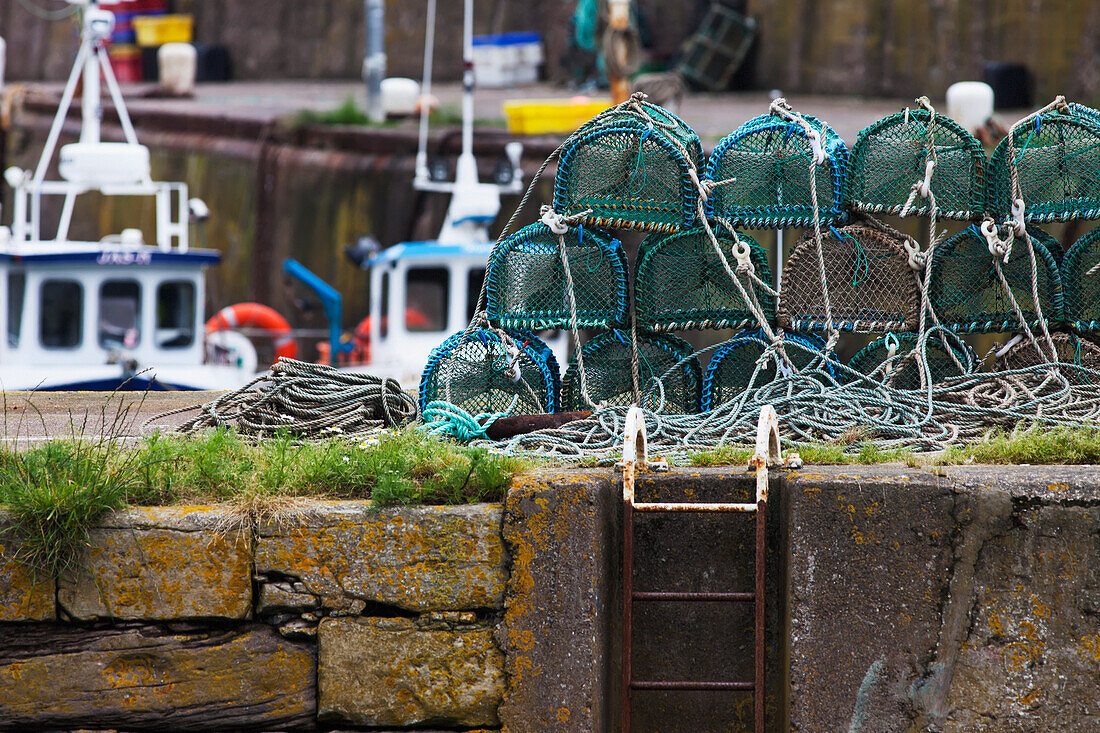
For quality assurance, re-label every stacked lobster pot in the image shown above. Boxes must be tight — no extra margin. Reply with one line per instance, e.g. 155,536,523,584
696,102,848,409
420,92,1100,423
979,101,1100,376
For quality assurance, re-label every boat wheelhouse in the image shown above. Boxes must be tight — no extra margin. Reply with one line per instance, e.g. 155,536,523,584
0,0,254,391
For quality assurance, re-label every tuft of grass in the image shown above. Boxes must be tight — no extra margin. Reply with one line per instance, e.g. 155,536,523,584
687,441,915,467
291,98,505,130
0,391,150,576
935,425,1100,466
0,424,528,575
294,96,373,127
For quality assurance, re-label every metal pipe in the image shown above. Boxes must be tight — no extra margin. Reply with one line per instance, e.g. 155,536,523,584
461,0,474,162
415,0,437,183
364,0,386,124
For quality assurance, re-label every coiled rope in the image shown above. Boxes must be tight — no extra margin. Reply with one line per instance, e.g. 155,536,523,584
150,358,418,438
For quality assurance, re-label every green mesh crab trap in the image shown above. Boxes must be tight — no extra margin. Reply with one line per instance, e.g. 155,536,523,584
485,222,628,330
1060,225,1100,332
634,224,774,331
995,332,1100,383
419,328,560,415
988,106,1100,223
701,330,830,411
846,108,986,220
560,330,701,413
847,332,975,390
552,99,704,233
705,110,849,228
778,222,920,333
928,225,1064,333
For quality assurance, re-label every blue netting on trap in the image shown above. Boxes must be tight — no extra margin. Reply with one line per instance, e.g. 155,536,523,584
705,111,849,228
485,222,628,330
988,106,1100,223
419,328,560,415
560,330,702,413
552,99,704,233
846,332,975,390
846,108,986,220
634,224,774,332
928,225,1064,333
700,329,831,411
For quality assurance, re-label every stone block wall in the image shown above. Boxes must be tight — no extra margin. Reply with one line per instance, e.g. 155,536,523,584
0,503,510,732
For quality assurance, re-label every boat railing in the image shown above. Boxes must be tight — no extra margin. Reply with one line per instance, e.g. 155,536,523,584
9,177,190,252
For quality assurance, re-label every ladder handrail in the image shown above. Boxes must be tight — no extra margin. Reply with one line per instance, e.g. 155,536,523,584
619,405,797,733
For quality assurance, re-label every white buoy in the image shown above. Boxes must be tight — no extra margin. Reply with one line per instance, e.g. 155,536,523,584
380,77,421,117
946,82,995,134
158,43,197,97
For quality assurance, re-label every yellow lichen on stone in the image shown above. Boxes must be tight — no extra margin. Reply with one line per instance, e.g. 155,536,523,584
56,507,252,621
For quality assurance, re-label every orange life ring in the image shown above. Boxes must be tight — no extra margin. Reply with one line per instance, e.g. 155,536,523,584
206,302,297,361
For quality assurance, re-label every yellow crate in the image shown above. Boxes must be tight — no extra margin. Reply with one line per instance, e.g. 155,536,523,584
133,14,194,46
503,97,612,135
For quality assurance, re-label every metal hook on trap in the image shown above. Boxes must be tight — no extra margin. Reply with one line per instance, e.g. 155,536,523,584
980,218,1014,262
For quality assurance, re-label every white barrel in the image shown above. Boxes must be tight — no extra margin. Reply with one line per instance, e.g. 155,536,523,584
946,81,995,133
381,77,421,117
158,42,197,97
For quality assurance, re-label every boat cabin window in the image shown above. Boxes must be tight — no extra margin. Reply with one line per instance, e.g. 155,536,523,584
155,280,196,349
7,272,25,347
467,268,485,322
40,279,83,349
99,279,141,349
406,266,448,332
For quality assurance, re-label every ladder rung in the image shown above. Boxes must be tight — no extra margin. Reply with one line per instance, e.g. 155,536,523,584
632,501,757,513
631,680,754,692
633,591,755,602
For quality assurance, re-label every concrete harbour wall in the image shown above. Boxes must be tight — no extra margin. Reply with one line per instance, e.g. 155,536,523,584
1,465,1097,731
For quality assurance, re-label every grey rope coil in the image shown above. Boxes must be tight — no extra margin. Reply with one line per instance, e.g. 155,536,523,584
149,358,418,438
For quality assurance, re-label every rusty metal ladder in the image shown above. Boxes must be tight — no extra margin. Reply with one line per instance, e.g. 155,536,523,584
619,405,797,733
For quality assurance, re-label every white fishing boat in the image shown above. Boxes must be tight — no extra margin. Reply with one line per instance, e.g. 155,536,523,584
0,0,257,391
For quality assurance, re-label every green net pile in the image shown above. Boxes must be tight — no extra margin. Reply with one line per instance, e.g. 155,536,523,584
705,112,848,228
988,108,1100,223
418,328,560,415
778,222,919,333
560,330,701,413
485,222,628,330
847,332,974,390
928,225,1064,333
1060,226,1100,331
634,224,773,331
846,109,986,220
553,100,704,233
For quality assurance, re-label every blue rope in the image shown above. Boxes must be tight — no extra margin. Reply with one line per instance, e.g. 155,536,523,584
420,397,518,441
